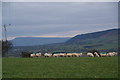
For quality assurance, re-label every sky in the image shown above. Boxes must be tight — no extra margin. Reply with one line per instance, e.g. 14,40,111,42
0,2,2,40
2,2,118,40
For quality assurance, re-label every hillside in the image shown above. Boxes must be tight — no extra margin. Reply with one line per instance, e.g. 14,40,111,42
39,28,119,52
8,28,119,57
11,37,70,46
65,28,119,45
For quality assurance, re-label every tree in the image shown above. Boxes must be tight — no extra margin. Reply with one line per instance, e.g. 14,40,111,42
2,40,13,57
2,24,13,57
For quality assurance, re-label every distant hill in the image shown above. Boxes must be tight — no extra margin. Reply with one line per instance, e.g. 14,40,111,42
63,28,119,50
39,28,119,52
8,28,119,57
11,37,71,46
65,28,119,45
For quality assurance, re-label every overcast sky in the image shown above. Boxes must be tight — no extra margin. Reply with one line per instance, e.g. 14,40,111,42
2,2,118,40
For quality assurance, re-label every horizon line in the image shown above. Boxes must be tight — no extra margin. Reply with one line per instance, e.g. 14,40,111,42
7,27,119,40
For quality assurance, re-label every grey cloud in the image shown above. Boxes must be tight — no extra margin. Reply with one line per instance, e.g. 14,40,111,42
2,2,118,38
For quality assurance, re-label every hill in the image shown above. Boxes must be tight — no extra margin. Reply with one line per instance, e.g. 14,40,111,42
11,37,70,46
8,28,119,57
65,28,119,45
38,28,119,52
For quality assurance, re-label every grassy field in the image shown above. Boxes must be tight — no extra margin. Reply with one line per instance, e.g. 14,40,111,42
2,57,118,78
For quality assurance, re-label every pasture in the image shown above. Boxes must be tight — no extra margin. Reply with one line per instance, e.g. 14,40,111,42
2,57,118,78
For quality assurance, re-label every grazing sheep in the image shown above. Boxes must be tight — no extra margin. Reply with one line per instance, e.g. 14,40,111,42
72,53,82,57
115,52,118,56
78,53,83,57
112,52,118,56
63,53,67,57
87,53,94,57
100,52,118,57
36,53,42,57
100,53,108,57
66,53,73,57
30,54,36,57
59,53,65,57
44,53,52,57
72,53,78,57
88,50,101,57
107,52,115,57
107,52,118,57
94,52,100,57
53,53,67,57
53,54,59,57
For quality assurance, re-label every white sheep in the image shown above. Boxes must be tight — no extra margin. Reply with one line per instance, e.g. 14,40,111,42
94,52,100,57
72,53,78,57
112,52,118,56
87,53,94,57
66,53,73,57
78,53,83,57
53,54,59,57
30,54,36,57
100,53,108,57
44,53,52,57
72,53,82,57
36,53,42,57
59,53,67,57
107,52,115,57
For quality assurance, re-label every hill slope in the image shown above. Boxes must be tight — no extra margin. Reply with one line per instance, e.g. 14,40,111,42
42,28,119,52
61,28,119,51
11,37,70,46
8,28,119,57
65,29,119,45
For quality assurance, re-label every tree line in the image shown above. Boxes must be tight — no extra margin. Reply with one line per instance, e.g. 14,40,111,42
2,40,12,57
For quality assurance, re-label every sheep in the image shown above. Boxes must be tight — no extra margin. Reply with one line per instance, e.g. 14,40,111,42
72,53,82,57
112,52,118,56
30,54,36,57
58,53,64,57
87,50,101,57
100,52,118,57
53,53,67,57
100,53,108,57
107,52,118,57
107,52,115,57
44,53,52,57
94,52,100,57
72,53,78,57
115,52,118,56
66,53,73,57
63,53,67,57
53,54,58,57
59,53,67,57
78,53,83,57
36,53,42,57
53,54,59,57
87,53,94,57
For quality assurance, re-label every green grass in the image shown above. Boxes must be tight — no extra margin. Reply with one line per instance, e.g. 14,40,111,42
2,57,118,78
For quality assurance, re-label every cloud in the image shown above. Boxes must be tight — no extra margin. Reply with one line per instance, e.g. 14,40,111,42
2,2,118,39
